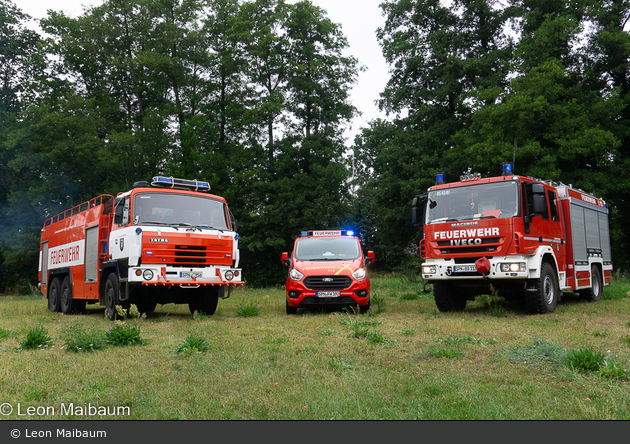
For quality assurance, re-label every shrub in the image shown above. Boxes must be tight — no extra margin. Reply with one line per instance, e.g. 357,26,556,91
17,326,53,351
105,324,145,346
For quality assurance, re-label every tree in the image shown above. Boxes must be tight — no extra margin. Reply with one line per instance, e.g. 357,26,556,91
353,0,513,269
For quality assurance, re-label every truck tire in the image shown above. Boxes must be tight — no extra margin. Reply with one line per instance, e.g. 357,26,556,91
286,300,298,315
104,273,121,320
48,277,62,313
433,281,467,312
188,287,219,315
60,276,77,315
580,266,603,302
525,262,559,314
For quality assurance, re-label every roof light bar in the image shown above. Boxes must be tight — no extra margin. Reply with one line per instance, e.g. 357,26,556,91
151,176,211,192
303,230,356,237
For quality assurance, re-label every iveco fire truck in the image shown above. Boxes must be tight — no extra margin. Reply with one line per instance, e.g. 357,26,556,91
281,230,375,314
38,176,243,319
411,163,613,314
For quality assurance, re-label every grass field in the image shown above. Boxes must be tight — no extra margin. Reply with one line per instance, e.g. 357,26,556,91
1,275,629,420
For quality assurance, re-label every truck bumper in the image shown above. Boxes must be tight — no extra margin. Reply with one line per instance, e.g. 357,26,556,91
128,265,244,287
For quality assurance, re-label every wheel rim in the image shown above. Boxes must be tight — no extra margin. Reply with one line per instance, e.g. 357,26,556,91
105,284,114,314
593,274,601,297
543,275,555,305
61,286,70,309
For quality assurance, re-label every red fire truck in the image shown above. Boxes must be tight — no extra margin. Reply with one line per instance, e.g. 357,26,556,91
411,163,613,314
38,176,243,319
281,230,375,314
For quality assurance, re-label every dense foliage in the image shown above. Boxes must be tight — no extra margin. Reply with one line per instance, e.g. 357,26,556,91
2,0,630,291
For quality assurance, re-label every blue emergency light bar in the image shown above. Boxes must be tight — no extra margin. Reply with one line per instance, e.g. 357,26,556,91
151,176,211,192
301,230,356,237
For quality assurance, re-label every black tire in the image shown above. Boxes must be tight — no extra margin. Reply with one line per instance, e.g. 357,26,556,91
48,277,62,313
286,300,298,315
581,266,603,302
104,273,121,320
433,281,467,312
525,262,559,314
189,287,219,315
359,300,370,314
135,299,157,315
60,276,76,315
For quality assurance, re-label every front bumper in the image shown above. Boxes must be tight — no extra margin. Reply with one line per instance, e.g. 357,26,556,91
286,281,370,308
128,266,244,287
422,256,532,281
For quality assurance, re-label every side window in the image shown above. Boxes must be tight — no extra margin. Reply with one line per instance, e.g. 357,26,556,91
524,182,549,219
547,190,559,222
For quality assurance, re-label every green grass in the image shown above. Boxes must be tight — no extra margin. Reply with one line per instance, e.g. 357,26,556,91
0,275,629,419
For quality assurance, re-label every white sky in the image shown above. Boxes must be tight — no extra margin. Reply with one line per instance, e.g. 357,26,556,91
13,0,390,145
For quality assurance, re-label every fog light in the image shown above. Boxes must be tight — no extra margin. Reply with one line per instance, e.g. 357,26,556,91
423,265,436,274
143,269,154,280
355,289,368,298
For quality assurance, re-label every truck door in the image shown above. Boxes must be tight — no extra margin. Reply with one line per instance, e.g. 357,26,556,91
523,183,566,268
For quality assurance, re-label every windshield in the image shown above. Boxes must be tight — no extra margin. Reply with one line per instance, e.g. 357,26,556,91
295,237,360,261
425,181,519,224
133,192,229,230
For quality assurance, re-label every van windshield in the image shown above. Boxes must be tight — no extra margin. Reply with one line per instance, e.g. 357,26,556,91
425,181,520,224
133,192,229,230
295,237,360,261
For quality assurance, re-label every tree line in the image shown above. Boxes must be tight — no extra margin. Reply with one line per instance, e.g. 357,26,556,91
1,0,629,292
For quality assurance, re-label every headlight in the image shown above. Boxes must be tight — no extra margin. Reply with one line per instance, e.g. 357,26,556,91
142,269,154,280
423,265,436,274
352,267,367,280
289,268,304,281
224,270,235,281
500,263,526,273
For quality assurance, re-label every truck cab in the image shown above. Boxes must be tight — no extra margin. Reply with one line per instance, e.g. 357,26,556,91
281,230,375,314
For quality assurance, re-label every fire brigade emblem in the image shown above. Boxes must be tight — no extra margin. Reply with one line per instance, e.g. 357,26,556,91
120,238,124,251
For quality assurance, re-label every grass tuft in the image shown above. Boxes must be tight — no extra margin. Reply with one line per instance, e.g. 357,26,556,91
173,334,211,355
16,326,53,351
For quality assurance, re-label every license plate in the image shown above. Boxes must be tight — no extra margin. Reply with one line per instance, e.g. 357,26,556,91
180,271,203,278
453,265,476,273
316,291,340,298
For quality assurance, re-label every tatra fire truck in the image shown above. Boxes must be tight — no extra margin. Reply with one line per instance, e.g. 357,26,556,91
38,176,243,319
411,164,613,314
281,230,375,314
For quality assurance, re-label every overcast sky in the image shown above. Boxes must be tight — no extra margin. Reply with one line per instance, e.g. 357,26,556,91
13,0,391,145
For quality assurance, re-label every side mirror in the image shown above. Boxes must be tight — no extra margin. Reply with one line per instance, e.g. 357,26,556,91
411,194,427,226
366,251,375,265
113,198,124,225
281,252,290,266
531,183,546,215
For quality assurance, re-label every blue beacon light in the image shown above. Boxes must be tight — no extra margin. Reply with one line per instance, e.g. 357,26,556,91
501,163,513,176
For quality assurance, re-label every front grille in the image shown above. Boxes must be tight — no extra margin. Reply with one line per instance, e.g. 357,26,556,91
304,275,352,290
175,245,206,264
436,237,501,255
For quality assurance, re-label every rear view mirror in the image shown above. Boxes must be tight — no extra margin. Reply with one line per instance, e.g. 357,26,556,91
281,252,290,266
366,251,375,265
